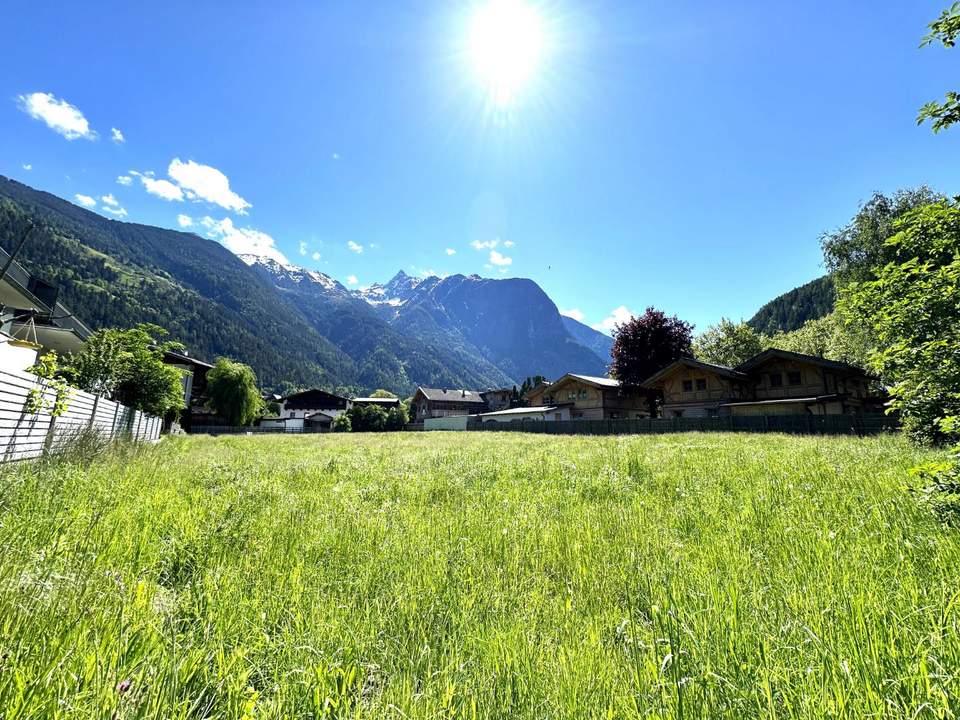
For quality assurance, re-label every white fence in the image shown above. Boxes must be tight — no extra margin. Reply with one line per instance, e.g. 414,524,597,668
0,366,162,462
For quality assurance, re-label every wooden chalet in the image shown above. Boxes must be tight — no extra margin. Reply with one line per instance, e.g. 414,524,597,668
643,349,879,418
524,373,649,420
411,387,487,420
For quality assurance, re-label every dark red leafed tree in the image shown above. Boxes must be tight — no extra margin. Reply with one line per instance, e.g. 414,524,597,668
610,307,694,414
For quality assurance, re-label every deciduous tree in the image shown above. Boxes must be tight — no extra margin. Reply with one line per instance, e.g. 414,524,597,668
692,319,763,367
205,358,264,427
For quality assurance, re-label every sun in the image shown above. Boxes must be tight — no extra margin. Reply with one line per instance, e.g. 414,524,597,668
469,0,546,109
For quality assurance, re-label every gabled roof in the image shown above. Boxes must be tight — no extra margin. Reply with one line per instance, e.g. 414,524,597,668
415,387,487,404
642,357,749,388
735,348,868,375
282,388,350,409
565,373,620,388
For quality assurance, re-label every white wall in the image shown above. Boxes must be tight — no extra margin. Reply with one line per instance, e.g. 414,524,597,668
0,338,39,373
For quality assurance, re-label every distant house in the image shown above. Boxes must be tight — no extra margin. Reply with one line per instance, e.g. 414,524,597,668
411,387,487,420
642,348,879,418
477,405,571,423
163,349,213,409
525,373,649,420
480,388,512,412
352,396,401,411
273,388,350,430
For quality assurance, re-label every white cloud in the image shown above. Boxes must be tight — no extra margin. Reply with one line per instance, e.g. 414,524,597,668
312,251,321,261
204,216,288,264
471,239,499,250
346,275,358,285
332,152,340,160
131,170,183,201
560,308,585,322
503,240,515,248
101,194,119,207
168,158,250,214
445,248,456,256
116,175,132,186
22,164,32,171
177,214,193,228
489,250,512,266
347,240,363,254
102,205,128,218
299,241,308,256
17,92,96,140
592,305,636,335
74,194,96,208
110,127,125,143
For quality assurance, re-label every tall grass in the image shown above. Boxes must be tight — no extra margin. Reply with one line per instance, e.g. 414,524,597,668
0,432,956,718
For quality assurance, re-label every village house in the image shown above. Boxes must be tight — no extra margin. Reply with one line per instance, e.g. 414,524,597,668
411,387,487,420
480,388,513,412
259,388,350,431
524,373,649,420
0,245,90,370
642,348,878,418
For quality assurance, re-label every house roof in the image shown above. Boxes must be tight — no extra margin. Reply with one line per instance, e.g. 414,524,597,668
282,388,349,402
642,357,750,388
415,387,487,404
735,348,869,375
352,396,400,404
305,411,335,420
566,374,620,388
479,405,559,417
163,349,214,370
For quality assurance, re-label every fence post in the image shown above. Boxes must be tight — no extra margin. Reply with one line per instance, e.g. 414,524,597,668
43,414,57,453
88,394,100,429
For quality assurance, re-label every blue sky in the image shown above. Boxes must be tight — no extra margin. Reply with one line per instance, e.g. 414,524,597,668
2,1,958,334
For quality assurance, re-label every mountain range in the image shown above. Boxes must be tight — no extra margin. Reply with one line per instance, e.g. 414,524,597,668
0,175,612,394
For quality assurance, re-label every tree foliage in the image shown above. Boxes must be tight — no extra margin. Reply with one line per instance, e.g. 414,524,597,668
63,324,185,417
762,312,873,370
347,404,388,432
839,200,960,445
205,358,264,426
821,188,943,285
692,319,763,368
919,3,960,132
332,413,352,433
385,404,409,430
610,308,693,389
370,389,397,398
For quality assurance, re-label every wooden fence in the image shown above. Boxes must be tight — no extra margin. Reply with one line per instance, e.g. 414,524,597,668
0,366,162,462
467,413,899,437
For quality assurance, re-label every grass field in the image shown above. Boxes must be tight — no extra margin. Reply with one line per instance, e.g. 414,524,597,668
1,432,958,719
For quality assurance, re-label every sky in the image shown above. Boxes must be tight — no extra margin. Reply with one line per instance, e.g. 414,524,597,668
2,0,958,334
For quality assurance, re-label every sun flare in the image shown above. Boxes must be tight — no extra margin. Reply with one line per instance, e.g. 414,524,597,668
469,0,545,108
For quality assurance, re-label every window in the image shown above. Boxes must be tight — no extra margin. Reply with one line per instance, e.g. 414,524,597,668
682,379,694,392
787,371,802,386
610,412,619,419
769,373,783,387
568,391,576,401
695,378,707,391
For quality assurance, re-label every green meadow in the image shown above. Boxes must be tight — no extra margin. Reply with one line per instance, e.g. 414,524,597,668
1,432,957,719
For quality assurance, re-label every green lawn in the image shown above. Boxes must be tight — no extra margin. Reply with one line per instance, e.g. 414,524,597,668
0,432,957,718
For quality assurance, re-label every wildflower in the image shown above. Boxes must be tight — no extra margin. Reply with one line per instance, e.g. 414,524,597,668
117,679,132,693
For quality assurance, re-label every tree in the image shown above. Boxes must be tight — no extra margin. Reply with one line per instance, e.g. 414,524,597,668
838,200,960,445
332,413,352,433
692,319,763,367
762,312,873,370
370,389,398,398
918,3,960,133
63,324,185,417
205,358,264,426
385,404,408,430
347,404,388,432
610,308,693,387
821,188,943,285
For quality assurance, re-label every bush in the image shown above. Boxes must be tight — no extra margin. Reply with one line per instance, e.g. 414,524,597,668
385,405,408,431
910,445,960,526
347,404,388,432
332,414,352,433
